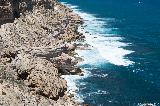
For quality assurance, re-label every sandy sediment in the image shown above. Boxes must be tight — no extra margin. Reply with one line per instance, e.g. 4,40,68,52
0,0,85,106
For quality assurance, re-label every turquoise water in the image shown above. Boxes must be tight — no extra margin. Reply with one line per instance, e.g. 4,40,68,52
60,0,160,105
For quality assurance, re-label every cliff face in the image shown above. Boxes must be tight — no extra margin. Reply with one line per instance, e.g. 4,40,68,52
0,0,84,106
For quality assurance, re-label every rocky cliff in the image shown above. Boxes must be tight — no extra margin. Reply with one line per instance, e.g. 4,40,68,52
0,0,56,25
0,0,84,106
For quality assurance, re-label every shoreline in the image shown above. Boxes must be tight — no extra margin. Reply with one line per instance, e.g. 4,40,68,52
60,2,135,106
0,0,88,106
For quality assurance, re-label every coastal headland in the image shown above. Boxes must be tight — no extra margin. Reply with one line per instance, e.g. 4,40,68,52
0,0,87,105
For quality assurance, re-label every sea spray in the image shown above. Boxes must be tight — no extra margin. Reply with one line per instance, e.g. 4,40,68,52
61,69,91,103
61,1,134,104
62,2,134,66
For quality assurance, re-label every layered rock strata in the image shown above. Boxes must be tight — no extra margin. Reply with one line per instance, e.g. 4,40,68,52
0,0,84,106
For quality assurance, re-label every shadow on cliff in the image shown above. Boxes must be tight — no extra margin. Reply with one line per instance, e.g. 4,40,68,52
0,0,53,26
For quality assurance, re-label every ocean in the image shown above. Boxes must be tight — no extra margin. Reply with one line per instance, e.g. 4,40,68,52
60,0,160,106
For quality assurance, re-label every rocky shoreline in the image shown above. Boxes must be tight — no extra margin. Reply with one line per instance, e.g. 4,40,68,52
0,0,87,106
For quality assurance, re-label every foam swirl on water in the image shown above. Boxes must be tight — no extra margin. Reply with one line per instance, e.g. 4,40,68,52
61,1,135,103
62,2,134,66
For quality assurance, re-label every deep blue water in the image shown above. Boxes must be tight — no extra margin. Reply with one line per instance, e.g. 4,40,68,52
60,0,160,106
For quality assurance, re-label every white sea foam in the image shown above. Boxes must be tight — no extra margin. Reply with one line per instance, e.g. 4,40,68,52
61,69,90,103
76,49,107,65
61,1,135,103
62,2,134,66
88,90,109,95
137,103,158,106
92,73,108,78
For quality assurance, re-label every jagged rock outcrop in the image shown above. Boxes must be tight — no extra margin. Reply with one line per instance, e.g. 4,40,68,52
0,0,57,25
0,0,84,106
0,80,78,106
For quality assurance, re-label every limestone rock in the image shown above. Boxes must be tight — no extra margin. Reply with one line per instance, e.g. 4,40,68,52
0,0,84,105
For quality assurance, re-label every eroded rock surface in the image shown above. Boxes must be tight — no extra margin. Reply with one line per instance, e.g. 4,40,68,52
0,0,84,105
0,0,57,25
